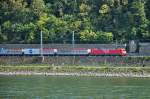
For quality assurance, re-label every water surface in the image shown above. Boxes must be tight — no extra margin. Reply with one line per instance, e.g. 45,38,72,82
0,76,150,99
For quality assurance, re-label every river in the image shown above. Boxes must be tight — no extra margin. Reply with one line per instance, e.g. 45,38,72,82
0,76,150,99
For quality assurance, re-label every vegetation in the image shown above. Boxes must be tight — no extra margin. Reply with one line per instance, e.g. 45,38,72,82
0,0,150,44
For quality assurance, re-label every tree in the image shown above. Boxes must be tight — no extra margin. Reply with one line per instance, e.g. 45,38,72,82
79,3,91,16
80,29,97,41
130,0,147,25
145,0,150,20
30,0,46,18
96,31,113,43
99,4,110,14
0,0,31,23
129,0,149,39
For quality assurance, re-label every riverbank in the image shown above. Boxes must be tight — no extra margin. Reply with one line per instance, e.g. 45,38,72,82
1,56,150,66
1,72,150,77
1,66,150,77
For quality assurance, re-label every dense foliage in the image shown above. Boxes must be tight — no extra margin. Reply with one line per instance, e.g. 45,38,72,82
0,0,150,43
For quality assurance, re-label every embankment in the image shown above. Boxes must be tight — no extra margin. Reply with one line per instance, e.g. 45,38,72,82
0,56,150,66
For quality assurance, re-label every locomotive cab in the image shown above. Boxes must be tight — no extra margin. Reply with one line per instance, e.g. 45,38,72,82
117,48,127,56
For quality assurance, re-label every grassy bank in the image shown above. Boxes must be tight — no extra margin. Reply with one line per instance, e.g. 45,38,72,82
1,66,150,74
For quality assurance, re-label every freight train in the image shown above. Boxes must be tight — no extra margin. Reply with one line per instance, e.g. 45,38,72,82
0,48,127,56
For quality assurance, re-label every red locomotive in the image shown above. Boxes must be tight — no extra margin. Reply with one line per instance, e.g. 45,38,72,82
90,48,127,56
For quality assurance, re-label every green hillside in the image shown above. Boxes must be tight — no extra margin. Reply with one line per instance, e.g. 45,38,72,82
0,0,150,43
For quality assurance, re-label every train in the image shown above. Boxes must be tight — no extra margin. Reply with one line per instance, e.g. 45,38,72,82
0,48,127,56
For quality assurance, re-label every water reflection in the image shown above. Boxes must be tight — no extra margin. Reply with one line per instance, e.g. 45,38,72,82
0,76,150,99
